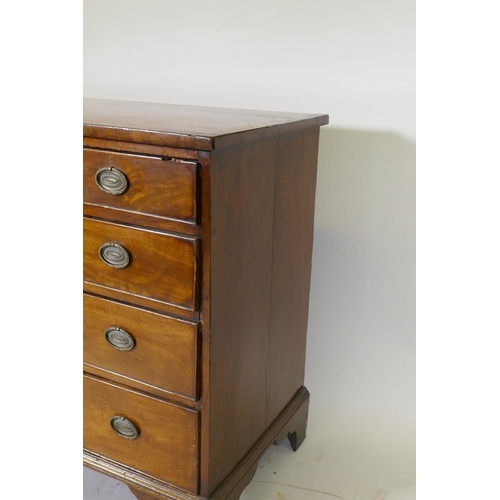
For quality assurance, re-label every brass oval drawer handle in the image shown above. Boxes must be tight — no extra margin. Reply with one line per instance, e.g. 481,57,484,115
95,167,128,195
109,415,140,440
98,242,130,269
104,326,135,351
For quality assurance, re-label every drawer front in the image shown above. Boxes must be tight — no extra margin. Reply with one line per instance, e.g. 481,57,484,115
83,149,198,224
83,294,199,400
83,218,199,311
83,375,199,493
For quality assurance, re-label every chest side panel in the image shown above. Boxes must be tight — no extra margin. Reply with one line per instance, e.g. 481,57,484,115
207,138,276,494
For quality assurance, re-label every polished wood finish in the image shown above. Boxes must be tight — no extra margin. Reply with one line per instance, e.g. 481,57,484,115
272,388,310,452
83,293,199,400
212,388,310,500
205,126,322,495
83,218,199,311
83,374,199,494
84,98,328,150
207,137,276,493
84,149,198,224
196,151,213,498
83,99,328,500
84,387,310,500
83,136,200,160
84,363,200,409
128,488,159,500
266,126,321,426
82,282,200,321
83,203,201,236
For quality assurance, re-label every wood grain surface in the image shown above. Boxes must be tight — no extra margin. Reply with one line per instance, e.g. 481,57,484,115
82,99,329,500
206,137,276,494
83,293,200,400
84,387,310,500
83,218,199,311
83,374,199,494
84,149,198,224
265,126,321,426
84,98,328,150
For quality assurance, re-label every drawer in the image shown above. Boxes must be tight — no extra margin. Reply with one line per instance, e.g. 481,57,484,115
83,374,199,493
83,294,199,400
83,218,199,311
83,149,198,224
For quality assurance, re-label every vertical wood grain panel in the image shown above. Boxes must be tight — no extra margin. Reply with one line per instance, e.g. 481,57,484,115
197,151,213,499
208,138,276,494
265,127,321,426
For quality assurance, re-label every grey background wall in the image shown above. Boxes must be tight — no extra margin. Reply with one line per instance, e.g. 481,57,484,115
84,1,415,497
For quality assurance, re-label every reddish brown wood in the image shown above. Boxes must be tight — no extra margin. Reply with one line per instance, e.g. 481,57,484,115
84,363,200,408
128,488,158,500
83,293,199,401
218,463,259,500
83,374,199,494
265,126,322,426
82,283,200,321
83,217,199,311
272,389,310,452
207,137,276,494
84,387,310,500
197,151,213,499
84,98,328,150
84,137,200,160
82,99,328,500
83,203,201,236
84,148,198,224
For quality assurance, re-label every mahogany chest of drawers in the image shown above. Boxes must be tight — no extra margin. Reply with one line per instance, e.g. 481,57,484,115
83,98,328,500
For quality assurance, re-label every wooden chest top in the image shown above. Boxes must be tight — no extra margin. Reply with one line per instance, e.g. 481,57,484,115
84,98,328,150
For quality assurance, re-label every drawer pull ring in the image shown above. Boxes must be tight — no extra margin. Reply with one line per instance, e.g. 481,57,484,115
104,327,135,351
95,167,128,195
109,415,140,440
98,242,130,269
